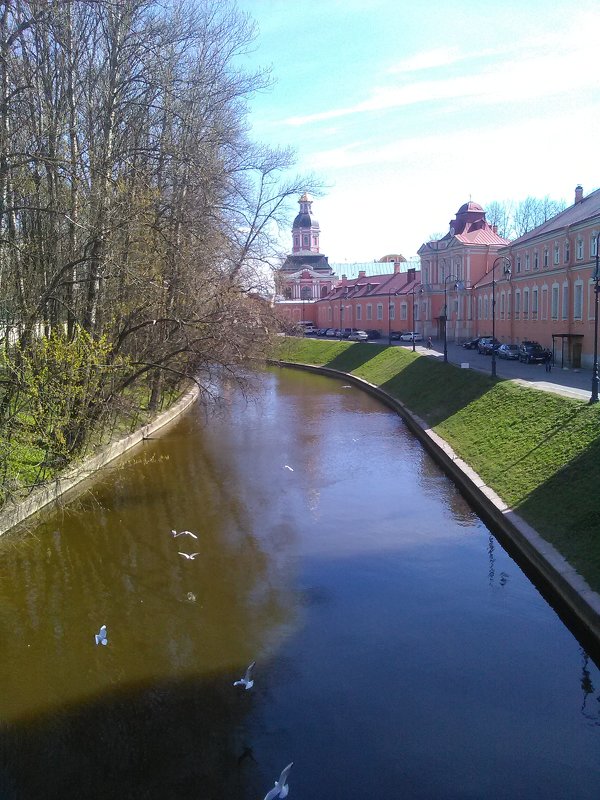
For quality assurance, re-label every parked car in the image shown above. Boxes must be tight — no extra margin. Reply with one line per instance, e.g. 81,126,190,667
365,329,382,339
325,328,338,337
389,331,403,341
477,337,501,354
496,343,520,360
341,328,359,338
518,342,550,363
348,329,369,341
317,328,329,336
462,337,481,350
400,331,423,342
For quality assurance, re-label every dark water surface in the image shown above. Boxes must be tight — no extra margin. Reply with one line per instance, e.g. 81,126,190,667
0,367,599,799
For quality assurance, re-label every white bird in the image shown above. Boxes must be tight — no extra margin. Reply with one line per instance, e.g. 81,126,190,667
171,529,198,539
341,385,352,389
94,625,108,646
233,661,255,690
263,762,293,800
284,465,294,472
178,552,200,560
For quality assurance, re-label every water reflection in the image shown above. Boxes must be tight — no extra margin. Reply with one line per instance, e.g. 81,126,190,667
0,366,598,799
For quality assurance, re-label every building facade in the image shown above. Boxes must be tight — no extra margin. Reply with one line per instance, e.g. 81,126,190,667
274,194,336,324
471,186,600,368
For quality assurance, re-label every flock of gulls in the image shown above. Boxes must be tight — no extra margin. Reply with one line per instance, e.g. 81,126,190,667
93,522,295,800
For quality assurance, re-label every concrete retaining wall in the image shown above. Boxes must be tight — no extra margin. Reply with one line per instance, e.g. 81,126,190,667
0,386,199,536
272,359,600,650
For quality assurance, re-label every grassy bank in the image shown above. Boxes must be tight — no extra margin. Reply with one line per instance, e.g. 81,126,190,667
276,337,600,592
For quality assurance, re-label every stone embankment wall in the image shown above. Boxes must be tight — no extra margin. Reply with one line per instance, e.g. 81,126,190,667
274,360,600,651
0,386,199,537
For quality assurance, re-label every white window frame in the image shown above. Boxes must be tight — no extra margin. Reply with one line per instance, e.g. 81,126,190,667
389,302,395,321
551,284,559,319
574,281,583,320
376,303,383,321
514,289,521,319
541,286,548,320
356,304,362,321
532,287,538,319
525,253,530,271
576,239,584,260
366,304,373,321
523,288,529,319
562,282,569,319
554,243,560,265
400,303,407,320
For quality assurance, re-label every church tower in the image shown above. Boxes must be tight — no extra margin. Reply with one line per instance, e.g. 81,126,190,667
292,193,320,254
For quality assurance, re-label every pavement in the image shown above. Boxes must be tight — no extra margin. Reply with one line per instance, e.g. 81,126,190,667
401,340,594,402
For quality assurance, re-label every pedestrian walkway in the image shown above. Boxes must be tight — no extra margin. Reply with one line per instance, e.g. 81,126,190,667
410,340,595,402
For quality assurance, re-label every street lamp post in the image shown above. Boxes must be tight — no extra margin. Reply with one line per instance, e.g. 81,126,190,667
443,274,459,363
388,286,394,345
490,256,512,378
339,288,347,341
590,232,600,404
411,281,421,352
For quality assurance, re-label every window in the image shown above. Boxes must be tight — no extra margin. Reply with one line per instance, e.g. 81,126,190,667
554,243,560,265
389,302,395,321
551,285,559,319
414,303,419,321
284,287,292,299
477,297,482,320
302,234,309,247
484,296,489,319
523,288,529,319
400,303,407,320
525,253,530,271
515,289,521,319
516,255,521,273
562,282,568,319
455,260,462,281
534,251,539,270
532,287,538,319
423,262,429,283
543,248,549,268
294,236,299,248
576,239,584,260
506,290,511,319
541,287,548,320
376,303,383,320
500,292,505,319
564,240,570,263
574,282,583,319
356,304,362,321
366,304,372,320
591,234,598,258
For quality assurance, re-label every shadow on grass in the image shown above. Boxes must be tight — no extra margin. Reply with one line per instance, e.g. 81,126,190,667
516,436,600,593
378,355,495,426
324,342,388,372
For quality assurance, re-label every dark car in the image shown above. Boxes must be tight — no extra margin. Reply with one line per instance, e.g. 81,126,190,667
390,331,402,341
477,337,501,355
462,337,481,350
365,329,381,339
518,342,549,363
496,343,520,360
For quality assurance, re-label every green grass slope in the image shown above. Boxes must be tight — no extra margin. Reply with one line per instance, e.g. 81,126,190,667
276,338,600,591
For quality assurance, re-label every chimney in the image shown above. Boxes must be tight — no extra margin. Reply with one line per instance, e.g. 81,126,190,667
394,261,401,274
407,267,416,281
575,184,583,204
358,270,366,279
341,274,347,287
492,224,498,234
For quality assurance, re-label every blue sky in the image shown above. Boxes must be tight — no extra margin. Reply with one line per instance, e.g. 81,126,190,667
235,0,600,262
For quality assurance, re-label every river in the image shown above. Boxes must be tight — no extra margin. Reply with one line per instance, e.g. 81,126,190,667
0,366,598,799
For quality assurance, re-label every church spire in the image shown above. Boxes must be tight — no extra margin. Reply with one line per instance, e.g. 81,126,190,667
292,192,320,254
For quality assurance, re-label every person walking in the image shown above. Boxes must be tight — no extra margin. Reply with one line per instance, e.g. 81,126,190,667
545,350,553,372
427,336,432,349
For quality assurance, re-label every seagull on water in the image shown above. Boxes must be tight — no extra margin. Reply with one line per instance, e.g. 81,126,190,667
178,552,200,560
94,625,108,646
263,762,293,800
233,661,255,690
171,529,198,539
284,465,294,472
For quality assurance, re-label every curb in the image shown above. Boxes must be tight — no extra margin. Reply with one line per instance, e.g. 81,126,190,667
0,386,199,537
271,359,600,651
